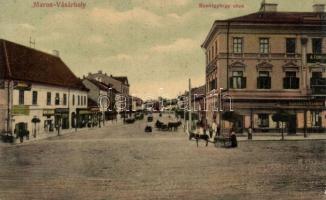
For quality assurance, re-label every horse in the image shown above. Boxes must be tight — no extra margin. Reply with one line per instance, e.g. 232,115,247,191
168,121,182,131
189,132,209,147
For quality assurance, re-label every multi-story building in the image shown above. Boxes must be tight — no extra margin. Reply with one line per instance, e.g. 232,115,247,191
86,71,129,95
202,3,326,133
0,39,88,137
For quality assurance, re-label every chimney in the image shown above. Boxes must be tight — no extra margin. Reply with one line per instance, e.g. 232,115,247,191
52,50,60,57
313,4,325,12
88,72,91,76
260,3,278,12
98,70,102,74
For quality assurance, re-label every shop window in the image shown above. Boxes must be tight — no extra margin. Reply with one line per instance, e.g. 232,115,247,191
258,113,269,128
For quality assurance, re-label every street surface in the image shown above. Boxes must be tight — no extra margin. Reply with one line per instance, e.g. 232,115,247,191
0,114,325,200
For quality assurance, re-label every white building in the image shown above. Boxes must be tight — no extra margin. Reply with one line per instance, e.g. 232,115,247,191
0,39,88,138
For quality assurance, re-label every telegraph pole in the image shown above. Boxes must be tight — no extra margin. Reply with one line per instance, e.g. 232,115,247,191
188,78,192,132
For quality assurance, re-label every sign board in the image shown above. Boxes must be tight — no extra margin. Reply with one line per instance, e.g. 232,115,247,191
43,109,55,116
12,105,30,115
307,54,326,63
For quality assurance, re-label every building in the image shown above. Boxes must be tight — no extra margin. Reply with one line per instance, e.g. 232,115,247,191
86,71,129,95
0,39,88,137
202,3,326,133
190,85,206,122
82,78,119,124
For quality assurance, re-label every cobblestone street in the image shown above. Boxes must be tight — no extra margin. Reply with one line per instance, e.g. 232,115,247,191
0,114,325,200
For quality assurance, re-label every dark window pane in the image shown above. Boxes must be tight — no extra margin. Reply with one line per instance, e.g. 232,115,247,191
312,38,322,54
19,90,24,105
47,92,51,105
286,38,296,54
32,91,38,105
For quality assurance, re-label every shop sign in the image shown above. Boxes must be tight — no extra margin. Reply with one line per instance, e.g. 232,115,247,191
12,105,30,115
43,109,55,116
307,54,326,63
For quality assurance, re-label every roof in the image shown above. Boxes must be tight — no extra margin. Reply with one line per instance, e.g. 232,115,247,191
112,76,129,86
225,11,326,24
202,11,326,48
191,85,206,96
0,39,88,91
85,78,110,91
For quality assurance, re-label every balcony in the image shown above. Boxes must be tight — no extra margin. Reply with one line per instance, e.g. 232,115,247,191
310,78,326,95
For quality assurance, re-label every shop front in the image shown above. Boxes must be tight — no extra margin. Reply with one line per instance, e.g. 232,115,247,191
55,108,69,130
43,109,55,133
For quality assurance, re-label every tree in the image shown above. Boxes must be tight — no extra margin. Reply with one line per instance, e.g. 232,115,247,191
272,110,290,140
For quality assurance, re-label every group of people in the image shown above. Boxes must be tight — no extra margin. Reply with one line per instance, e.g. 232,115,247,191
194,120,238,148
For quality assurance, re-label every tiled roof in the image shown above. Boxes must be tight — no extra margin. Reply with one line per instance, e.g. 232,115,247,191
0,39,88,91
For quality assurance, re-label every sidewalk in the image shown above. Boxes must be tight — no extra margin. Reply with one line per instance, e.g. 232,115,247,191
237,133,326,141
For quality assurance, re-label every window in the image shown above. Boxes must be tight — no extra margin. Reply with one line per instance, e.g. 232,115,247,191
212,46,214,59
18,90,24,105
55,93,60,105
47,92,51,105
260,38,269,54
286,38,296,54
257,71,271,89
209,79,217,91
312,38,322,54
258,114,269,128
78,95,80,106
312,72,322,78
84,96,87,106
215,40,218,55
233,37,243,53
283,71,299,89
230,71,246,89
311,111,322,127
72,95,75,106
32,91,38,105
63,94,67,105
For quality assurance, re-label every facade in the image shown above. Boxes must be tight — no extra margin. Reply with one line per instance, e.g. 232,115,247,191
0,39,88,137
86,71,129,95
82,78,119,123
202,3,326,133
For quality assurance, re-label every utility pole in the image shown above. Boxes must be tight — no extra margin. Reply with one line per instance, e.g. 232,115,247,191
188,78,192,132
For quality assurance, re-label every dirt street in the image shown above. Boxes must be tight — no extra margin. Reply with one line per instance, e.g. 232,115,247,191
0,114,325,200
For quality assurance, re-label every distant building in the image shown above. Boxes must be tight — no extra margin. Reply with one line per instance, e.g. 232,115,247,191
86,71,129,95
0,39,88,137
82,78,119,123
202,3,326,133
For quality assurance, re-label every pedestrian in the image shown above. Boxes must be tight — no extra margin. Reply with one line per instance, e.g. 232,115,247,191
248,126,253,140
211,121,217,138
230,129,238,148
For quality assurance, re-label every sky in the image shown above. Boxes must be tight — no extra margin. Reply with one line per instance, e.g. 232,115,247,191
0,0,324,99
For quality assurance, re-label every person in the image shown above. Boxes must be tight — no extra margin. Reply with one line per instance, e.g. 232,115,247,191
230,129,238,148
211,121,217,138
248,126,253,140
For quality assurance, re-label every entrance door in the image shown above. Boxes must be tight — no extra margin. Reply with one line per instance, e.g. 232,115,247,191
288,114,297,134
